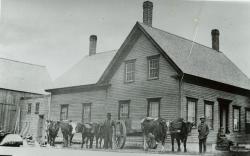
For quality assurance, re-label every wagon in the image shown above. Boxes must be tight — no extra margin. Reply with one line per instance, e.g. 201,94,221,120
112,120,127,149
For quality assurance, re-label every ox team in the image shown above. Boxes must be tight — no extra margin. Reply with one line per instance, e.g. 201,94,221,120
46,113,209,153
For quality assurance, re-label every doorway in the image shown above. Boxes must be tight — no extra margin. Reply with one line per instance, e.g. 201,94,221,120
37,115,44,141
218,98,231,134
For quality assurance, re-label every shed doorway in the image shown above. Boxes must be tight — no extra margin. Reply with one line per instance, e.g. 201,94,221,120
37,115,44,141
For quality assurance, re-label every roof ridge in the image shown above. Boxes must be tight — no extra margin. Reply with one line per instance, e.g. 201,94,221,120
138,22,222,54
139,22,250,80
85,49,117,57
0,57,46,68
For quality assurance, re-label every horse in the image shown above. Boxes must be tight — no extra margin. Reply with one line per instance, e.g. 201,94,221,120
59,120,77,147
141,117,168,151
47,120,60,146
169,118,194,152
75,122,102,149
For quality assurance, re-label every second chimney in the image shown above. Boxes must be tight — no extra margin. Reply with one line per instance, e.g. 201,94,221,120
211,29,220,51
143,1,153,27
89,35,97,56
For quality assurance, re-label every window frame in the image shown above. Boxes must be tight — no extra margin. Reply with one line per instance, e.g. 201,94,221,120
204,100,214,130
27,103,32,114
233,106,241,132
35,102,40,114
124,59,136,83
118,100,130,120
147,55,160,80
60,104,69,121
186,97,198,128
82,103,91,123
147,98,161,118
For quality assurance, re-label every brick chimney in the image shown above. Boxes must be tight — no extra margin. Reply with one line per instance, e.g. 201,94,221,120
89,35,97,56
143,1,153,27
211,29,220,51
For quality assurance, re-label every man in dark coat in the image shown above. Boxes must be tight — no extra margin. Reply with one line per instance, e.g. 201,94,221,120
198,116,209,153
103,113,115,149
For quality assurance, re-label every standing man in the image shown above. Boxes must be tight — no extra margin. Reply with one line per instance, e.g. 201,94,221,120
103,113,115,149
198,116,209,153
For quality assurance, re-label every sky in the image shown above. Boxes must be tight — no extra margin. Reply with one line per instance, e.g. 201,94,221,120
0,0,250,80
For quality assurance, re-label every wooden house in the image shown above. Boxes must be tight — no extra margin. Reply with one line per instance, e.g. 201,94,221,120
46,1,250,144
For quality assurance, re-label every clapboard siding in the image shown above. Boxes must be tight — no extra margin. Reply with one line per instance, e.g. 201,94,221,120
182,82,250,143
107,33,180,130
20,95,50,141
50,89,107,123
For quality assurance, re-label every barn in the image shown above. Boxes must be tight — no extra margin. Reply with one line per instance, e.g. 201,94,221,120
46,1,250,145
0,57,52,139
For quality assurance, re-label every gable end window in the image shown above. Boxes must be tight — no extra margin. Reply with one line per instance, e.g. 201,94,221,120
60,104,69,121
204,101,214,129
82,103,91,123
124,60,135,83
233,106,241,132
35,102,40,114
187,97,197,127
147,98,161,118
147,55,160,80
27,103,32,114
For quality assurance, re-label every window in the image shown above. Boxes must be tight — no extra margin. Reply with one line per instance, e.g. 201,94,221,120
148,55,159,79
82,103,91,123
187,98,197,127
125,60,135,82
147,98,160,118
27,103,32,114
60,104,68,121
118,100,130,120
205,101,214,129
35,102,40,114
233,106,240,132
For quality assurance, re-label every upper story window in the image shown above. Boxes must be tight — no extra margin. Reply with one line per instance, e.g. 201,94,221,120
60,104,69,121
205,101,214,129
35,102,40,114
147,98,161,118
125,60,135,82
82,103,91,123
233,106,241,132
148,55,160,80
187,97,197,127
27,103,32,114
118,100,130,120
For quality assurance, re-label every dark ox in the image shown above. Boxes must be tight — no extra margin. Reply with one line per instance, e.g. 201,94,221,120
169,118,194,152
75,122,104,149
141,117,167,151
46,120,60,146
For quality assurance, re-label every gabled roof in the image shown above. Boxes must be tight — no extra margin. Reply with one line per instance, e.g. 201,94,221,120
49,50,117,90
101,22,250,91
0,58,52,94
138,22,250,90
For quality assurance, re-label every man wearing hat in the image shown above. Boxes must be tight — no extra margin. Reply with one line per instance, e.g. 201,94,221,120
198,116,209,153
103,113,115,149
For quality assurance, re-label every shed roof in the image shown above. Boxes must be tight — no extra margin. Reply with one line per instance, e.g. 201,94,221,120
50,50,117,89
0,58,52,94
138,22,250,90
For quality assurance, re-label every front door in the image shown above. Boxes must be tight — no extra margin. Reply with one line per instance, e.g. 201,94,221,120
37,115,44,140
218,98,231,134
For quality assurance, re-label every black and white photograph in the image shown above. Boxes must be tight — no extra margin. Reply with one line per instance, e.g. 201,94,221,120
0,0,250,156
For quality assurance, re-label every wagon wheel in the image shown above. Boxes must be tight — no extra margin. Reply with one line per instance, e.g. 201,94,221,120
112,120,126,149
